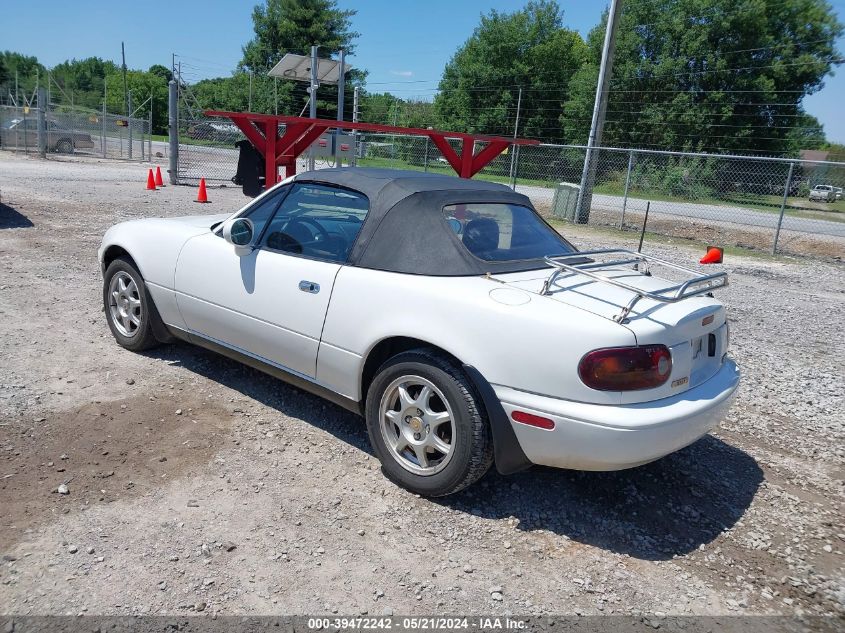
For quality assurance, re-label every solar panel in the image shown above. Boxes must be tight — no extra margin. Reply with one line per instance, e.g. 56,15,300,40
268,53,350,85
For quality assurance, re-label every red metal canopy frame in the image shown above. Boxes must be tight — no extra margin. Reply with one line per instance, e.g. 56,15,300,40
205,110,539,190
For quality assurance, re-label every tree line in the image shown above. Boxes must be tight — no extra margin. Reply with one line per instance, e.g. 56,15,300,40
1,0,842,155
0,51,172,134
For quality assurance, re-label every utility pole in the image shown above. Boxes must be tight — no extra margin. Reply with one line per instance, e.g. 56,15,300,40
336,49,346,167
509,87,523,189
576,0,623,224
308,45,319,170
121,42,128,117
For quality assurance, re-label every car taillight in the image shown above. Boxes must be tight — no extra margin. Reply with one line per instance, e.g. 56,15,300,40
578,345,672,391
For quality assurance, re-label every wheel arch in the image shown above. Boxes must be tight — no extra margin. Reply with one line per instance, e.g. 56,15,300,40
360,336,462,405
101,245,173,343
359,335,531,476
102,244,137,272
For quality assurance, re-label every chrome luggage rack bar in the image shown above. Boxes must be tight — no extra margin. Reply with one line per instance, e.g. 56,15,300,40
541,249,728,323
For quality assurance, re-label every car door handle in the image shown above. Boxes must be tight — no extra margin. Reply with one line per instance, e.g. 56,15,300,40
299,280,320,294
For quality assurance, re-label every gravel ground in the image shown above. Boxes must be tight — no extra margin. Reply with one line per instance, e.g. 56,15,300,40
0,153,843,622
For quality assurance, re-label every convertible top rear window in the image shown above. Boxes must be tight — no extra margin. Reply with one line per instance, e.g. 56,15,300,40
444,203,574,262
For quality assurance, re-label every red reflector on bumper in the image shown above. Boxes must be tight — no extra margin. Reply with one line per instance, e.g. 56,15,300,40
511,410,555,430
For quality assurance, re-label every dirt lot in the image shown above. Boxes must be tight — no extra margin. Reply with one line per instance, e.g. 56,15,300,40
0,153,843,621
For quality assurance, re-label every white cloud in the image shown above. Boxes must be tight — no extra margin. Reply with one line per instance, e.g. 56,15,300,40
390,70,414,77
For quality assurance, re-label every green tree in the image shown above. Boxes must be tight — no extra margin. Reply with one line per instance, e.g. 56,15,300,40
237,0,361,118
50,57,118,110
0,51,46,103
148,64,172,83
823,142,845,161
104,68,169,133
240,0,358,73
562,0,843,154
359,92,402,124
785,112,826,153
434,1,588,139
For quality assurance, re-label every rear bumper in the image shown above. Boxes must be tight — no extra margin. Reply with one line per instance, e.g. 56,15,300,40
495,359,740,471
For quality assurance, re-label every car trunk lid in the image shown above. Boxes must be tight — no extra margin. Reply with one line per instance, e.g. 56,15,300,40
494,265,728,403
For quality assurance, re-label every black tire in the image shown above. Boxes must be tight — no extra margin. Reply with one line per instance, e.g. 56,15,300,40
102,257,160,352
55,139,73,154
365,349,494,497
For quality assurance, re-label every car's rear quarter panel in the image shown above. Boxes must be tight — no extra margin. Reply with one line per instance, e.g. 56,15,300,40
318,267,638,404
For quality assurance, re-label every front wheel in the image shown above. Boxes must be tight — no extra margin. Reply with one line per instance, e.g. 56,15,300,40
365,350,493,496
103,257,159,352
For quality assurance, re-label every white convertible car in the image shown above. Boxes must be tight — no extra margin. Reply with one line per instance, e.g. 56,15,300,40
99,168,740,496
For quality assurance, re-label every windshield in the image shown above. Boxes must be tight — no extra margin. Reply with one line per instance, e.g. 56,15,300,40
444,203,575,262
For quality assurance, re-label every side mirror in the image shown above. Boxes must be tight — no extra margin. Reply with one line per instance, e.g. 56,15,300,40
222,217,255,252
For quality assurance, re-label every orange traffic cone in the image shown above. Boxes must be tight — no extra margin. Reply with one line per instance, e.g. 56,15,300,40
154,166,165,187
146,169,157,190
195,178,210,203
700,246,723,264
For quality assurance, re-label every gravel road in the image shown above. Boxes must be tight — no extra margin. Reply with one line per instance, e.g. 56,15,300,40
0,153,843,622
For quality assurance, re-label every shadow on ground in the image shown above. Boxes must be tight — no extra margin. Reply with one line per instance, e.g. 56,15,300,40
147,342,762,562
0,203,34,229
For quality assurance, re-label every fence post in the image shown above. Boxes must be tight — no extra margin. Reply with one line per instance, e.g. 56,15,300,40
148,107,153,161
509,145,520,189
102,101,107,158
168,79,178,184
36,87,47,158
127,90,133,160
423,137,429,172
772,161,795,255
620,149,634,228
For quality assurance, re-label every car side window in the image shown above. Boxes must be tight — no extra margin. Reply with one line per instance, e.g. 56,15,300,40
260,183,369,263
235,186,290,239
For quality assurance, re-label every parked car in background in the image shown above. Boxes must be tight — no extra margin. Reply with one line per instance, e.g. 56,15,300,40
187,121,241,143
98,168,739,497
833,186,843,200
809,184,836,202
0,117,94,153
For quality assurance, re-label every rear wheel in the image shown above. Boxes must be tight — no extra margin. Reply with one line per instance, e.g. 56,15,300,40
103,257,159,352
55,139,73,154
365,350,493,496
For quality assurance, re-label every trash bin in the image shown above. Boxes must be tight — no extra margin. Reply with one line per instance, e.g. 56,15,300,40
551,183,580,221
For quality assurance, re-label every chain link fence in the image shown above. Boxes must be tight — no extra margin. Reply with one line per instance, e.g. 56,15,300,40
172,121,845,257
0,104,151,160
177,115,246,184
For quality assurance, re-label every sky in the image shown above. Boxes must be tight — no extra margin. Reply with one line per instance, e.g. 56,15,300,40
4,0,845,142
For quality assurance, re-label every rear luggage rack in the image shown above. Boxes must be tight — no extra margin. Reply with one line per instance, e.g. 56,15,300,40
541,249,728,324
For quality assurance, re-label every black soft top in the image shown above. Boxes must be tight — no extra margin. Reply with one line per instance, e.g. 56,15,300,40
291,168,560,276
